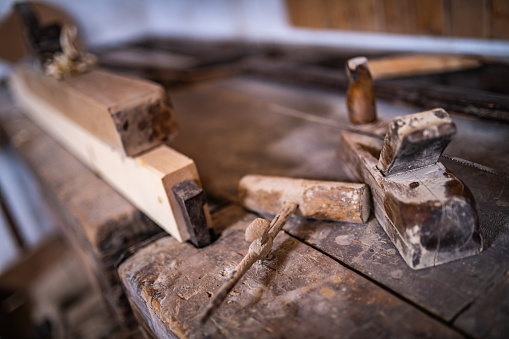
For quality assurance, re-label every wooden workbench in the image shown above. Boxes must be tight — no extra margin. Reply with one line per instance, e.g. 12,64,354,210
0,62,508,337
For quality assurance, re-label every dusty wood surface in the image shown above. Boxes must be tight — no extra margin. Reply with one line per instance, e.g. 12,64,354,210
165,77,508,335
12,65,177,156
10,68,209,243
1,66,508,337
0,88,163,328
119,204,462,339
283,157,509,326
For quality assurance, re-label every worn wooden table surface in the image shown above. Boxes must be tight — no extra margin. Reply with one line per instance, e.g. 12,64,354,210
0,66,508,338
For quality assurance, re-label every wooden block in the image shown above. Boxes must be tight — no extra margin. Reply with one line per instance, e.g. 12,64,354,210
338,111,482,269
377,108,456,175
9,67,209,243
238,175,370,223
172,180,211,247
12,65,178,157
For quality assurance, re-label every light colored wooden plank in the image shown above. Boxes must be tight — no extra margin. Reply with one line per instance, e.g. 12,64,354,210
368,54,482,79
492,0,509,39
15,66,178,157
415,0,446,35
9,67,209,243
285,0,330,29
450,0,487,38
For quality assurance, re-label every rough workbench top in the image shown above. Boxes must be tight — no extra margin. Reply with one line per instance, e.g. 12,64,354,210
0,73,508,338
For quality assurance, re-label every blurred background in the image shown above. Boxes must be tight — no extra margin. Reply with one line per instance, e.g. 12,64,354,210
0,1,508,338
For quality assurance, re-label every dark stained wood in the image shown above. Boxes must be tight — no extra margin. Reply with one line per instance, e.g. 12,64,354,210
339,129,482,269
376,78,509,123
172,180,211,248
453,268,509,338
119,204,462,338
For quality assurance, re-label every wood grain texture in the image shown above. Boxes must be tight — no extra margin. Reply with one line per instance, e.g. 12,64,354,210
238,175,370,223
327,0,384,32
118,205,462,339
285,0,330,29
450,0,487,38
454,269,509,338
9,68,208,243
0,91,164,327
284,157,509,327
492,0,509,39
12,65,177,157
383,0,417,34
414,0,445,35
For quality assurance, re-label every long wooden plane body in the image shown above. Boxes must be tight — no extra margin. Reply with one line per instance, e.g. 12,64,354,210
9,65,209,243
339,129,482,269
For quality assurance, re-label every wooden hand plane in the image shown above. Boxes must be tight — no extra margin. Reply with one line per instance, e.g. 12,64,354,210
339,109,482,269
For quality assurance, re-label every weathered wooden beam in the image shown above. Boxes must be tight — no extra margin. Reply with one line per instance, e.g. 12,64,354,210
9,67,210,243
339,109,482,269
12,65,178,157
118,205,463,338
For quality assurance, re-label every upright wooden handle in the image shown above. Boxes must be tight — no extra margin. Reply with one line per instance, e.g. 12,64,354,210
346,56,377,125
